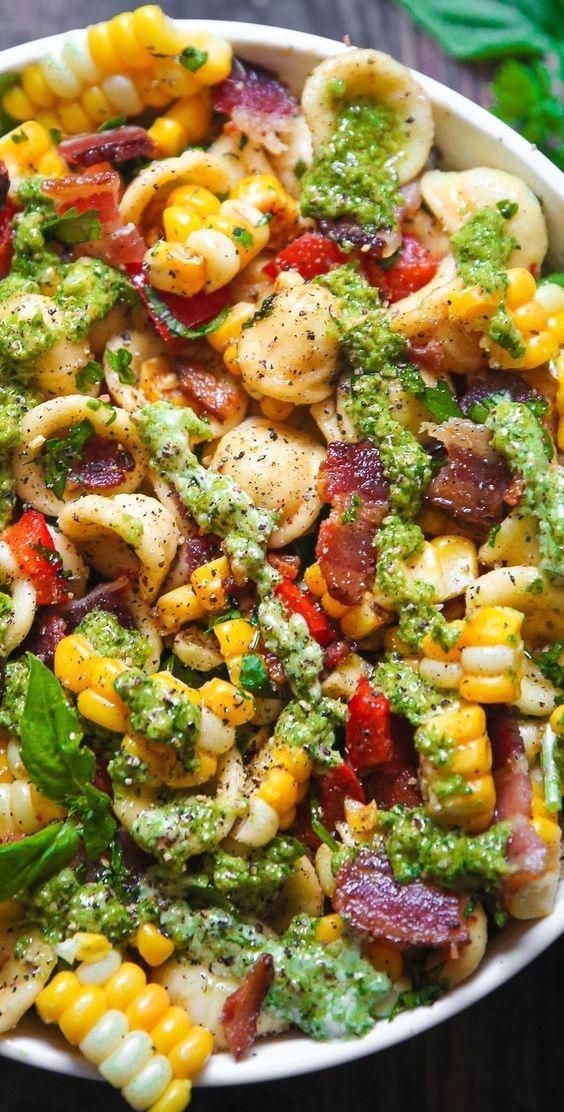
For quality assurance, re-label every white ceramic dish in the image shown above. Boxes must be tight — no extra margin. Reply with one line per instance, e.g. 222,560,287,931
0,18,563,1088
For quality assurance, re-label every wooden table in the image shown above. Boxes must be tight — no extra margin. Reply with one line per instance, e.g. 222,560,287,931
2,1,563,1108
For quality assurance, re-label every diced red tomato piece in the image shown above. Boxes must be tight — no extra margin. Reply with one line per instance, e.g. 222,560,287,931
3,510,70,606
363,234,438,303
0,201,15,279
345,677,392,774
320,763,365,831
263,231,347,280
275,578,335,646
126,264,231,346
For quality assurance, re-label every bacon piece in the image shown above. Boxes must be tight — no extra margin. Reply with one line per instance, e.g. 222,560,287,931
320,218,400,260
266,552,300,580
0,161,9,207
0,198,15,278
67,436,135,491
364,716,422,809
334,852,469,948
212,59,297,153
427,446,513,526
323,639,352,671
59,126,155,168
320,763,365,831
221,954,274,1060
22,613,68,666
316,441,389,606
174,360,240,421
23,578,136,664
42,166,146,267
459,370,544,417
487,710,547,894
407,338,446,376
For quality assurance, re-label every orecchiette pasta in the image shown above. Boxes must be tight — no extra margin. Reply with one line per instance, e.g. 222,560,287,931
210,416,326,547
14,395,148,516
46,525,89,597
237,275,341,405
119,149,232,230
35,335,96,398
102,329,166,412
0,780,65,840
466,567,564,645
58,492,180,601
0,922,56,1035
421,168,549,271
0,541,36,655
301,49,434,183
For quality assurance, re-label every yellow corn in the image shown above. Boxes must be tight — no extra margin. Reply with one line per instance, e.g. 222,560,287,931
0,120,67,182
547,309,564,345
321,592,351,620
457,605,524,703
135,924,175,967
168,184,221,220
549,703,564,736
77,689,130,733
229,172,299,241
199,677,255,725
505,267,537,309
257,768,299,814
315,914,344,944
190,556,231,612
341,593,387,640
214,617,256,659
266,744,313,783
418,703,495,834
531,781,562,847
156,585,206,633
54,633,97,692
36,946,213,1112
145,241,207,299
365,940,403,982
344,797,378,835
73,934,112,962
147,92,212,157
222,343,241,376
303,563,327,598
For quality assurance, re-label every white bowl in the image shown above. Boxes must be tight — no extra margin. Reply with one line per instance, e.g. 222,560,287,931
0,19,563,1088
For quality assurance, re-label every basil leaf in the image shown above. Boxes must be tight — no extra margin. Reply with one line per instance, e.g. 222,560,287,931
20,655,95,804
41,419,95,498
78,784,117,861
539,272,564,288
107,347,135,384
76,360,104,390
44,206,101,245
144,285,230,339
395,0,552,61
97,115,127,132
0,821,80,900
239,653,275,696
399,365,463,422
179,46,208,72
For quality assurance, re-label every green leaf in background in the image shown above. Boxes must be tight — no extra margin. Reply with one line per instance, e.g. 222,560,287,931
0,73,17,137
491,60,564,169
0,821,80,900
395,0,554,61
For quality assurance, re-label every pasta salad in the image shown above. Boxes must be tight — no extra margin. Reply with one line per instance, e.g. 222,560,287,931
0,8,562,1107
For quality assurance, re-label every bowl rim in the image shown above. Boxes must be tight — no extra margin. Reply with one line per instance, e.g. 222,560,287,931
0,17,563,1089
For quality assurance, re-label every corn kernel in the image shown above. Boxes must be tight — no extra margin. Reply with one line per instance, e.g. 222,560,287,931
135,923,175,967
73,933,112,963
459,606,523,648
257,768,298,814
199,677,255,725
58,102,93,135
77,689,130,733
145,240,206,298
365,940,403,982
505,268,537,309
315,914,344,943
166,94,212,142
190,556,230,612
81,84,114,125
519,331,559,369
167,749,217,788
269,744,313,782
222,343,240,375
547,309,564,344
549,704,564,736
213,618,256,658
277,805,297,830
126,983,170,1032
59,986,107,1045
512,300,548,333
54,634,96,692
207,301,255,352
180,30,232,85
341,594,385,639
449,734,492,777
21,64,56,109
303,563,327,598
431,704,486,744
164,205,203,243
448,285,498,321
36,972,81,1023
459,674,518,703
321,592,351,620
147,117,187,158
2,86,36,122
168,1024,214,1079
344,797,378,833
105,963,147,1011
151,1008,193,1055
156,586,206,633
421,624,463,662
150,1079,192,1112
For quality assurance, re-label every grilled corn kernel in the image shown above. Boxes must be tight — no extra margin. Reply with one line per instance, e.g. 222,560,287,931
77,689,129,733
321,592,351,620
365,940,403,982
547,309,564,344
341,593,385,640
36,972,81,1023
315,914,344,943
207,302,255,352
146,117,186,158
156,586,206,633
459,606,523,648
135,924,175,967
168,1025,214,1079
257,769,298,814
163,205,202,243
21,65,56,109
105,963,147,1011
459,673,519,703
344,797,378,833
512,300,548,333
54,633,97,692
269,744,313,783
199,677,255,725
151,1008,193,1055
190,556,230,612
73,933,112,963
421,624,463,662
145,240,206,298
214,617,256,659
505,268,537,309
303,562,327,598
448,285,498,322
89,656,128,697
168,184,220,219
549,704,564,736
126,984,169,1032
59,986,108,1045
432,704,486,744
277,805,297,830
150,1079,192,1112
168,748,217,789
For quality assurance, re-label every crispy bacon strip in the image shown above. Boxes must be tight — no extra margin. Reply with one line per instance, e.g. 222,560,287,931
316,441,389,606
42,166,145,267
213,58,297,152
59,126,155,168
174,360,240,421
488,710,547,893
67,436,135,491
221,953,274,1061
427,445,513,526
334,852,469,947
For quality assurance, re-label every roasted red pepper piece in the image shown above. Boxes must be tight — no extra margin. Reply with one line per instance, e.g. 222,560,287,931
275,578,335,646
363,234,438,303
320,763,365,831
4,510,70,606
263,231,347,280
346,677,392,773
221,953,274,1060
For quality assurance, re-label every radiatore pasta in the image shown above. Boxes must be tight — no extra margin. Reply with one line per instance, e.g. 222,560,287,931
0,11,562,1108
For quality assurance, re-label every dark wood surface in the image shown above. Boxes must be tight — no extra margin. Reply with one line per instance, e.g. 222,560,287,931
1,1,562,1109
